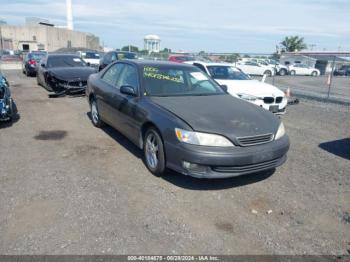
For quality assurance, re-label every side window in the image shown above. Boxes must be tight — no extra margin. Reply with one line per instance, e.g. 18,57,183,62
101,63,125,87
117,64,139,89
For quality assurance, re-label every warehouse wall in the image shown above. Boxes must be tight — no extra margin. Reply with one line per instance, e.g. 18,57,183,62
0,25,100,52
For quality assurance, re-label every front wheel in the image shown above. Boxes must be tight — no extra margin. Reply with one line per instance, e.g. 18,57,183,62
144,128,166,177
90,98,104,128
279,69,287,76
290,70,296,76
264,70,272,77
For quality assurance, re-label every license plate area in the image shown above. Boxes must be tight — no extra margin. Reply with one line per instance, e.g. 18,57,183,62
269,105,279,113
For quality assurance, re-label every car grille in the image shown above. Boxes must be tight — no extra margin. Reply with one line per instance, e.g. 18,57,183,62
275,96,283,103
212,158,281,173
263,97,274,104
236,133,274,146
263,96,284,104
67,80,87,88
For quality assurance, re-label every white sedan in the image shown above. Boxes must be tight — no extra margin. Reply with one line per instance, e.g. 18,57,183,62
288,64,320,76
188,61,287,114
236,61,275,76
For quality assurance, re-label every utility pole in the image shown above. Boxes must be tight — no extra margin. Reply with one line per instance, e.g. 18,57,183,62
0,26,3,50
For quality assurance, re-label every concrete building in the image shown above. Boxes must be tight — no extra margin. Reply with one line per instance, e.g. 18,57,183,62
0,24,100,52
144,35,160,53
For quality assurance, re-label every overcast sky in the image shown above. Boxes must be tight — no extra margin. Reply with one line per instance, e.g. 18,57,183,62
0,0,349,52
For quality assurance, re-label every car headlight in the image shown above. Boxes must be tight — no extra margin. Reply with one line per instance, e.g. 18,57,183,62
237,93,261,101
175,128,234,147
275,122,285,140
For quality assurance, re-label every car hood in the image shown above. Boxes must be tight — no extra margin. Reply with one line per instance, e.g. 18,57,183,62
216,79,285,97
48,67,97,81
150,94,279,139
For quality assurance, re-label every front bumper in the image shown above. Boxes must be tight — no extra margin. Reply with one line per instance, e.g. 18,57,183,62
252,99,288,115
165,135,290,179
26,65,37,74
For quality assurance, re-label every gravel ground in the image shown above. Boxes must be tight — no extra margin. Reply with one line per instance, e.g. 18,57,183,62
0,70,349,255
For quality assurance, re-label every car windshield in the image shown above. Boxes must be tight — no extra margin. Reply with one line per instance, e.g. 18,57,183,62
207,66,250,80
47,56,87,68
82,52,100,59
143,66,225,97
30,53,46,61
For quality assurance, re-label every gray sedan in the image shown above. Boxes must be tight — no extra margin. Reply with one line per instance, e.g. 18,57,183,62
86,60,290,179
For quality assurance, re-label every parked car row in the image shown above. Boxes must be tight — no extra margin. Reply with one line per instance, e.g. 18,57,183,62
16,51,291,179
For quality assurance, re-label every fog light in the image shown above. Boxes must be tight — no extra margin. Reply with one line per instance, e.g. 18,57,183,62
182,161,207,173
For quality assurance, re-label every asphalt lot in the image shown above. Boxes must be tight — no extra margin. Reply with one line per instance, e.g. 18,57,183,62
0,70,349,255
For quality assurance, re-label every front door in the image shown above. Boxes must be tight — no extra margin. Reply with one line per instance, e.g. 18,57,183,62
96,63,125,124
110,63,141,144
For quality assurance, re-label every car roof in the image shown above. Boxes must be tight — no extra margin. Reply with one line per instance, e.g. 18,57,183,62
187,61,238,67
121,59,196,69
47,53,80,57
112,51,136,54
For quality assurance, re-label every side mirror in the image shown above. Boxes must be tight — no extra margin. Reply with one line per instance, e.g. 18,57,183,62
120,85,137,96
220,85,228,92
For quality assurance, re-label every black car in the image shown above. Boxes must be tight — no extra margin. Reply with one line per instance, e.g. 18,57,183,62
86,60,290,179
22,51,47,76
334,65,350,76
99,51,137,71
0,74,16,122
37,54,97,96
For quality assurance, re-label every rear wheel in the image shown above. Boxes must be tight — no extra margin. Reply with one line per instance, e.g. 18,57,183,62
90,98,104,128
311,71,318,77
144,128,166,177
290,70,296,76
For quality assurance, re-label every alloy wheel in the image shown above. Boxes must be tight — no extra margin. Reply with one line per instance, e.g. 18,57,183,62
91,100,99,125
145,132,159,169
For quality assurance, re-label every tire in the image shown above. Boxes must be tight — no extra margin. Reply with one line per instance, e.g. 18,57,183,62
90,98,104,128
143,128,166,177
279,69,287,76
264,70,272,77
25,69,30,77
290,70,296,76
311,71,318,77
